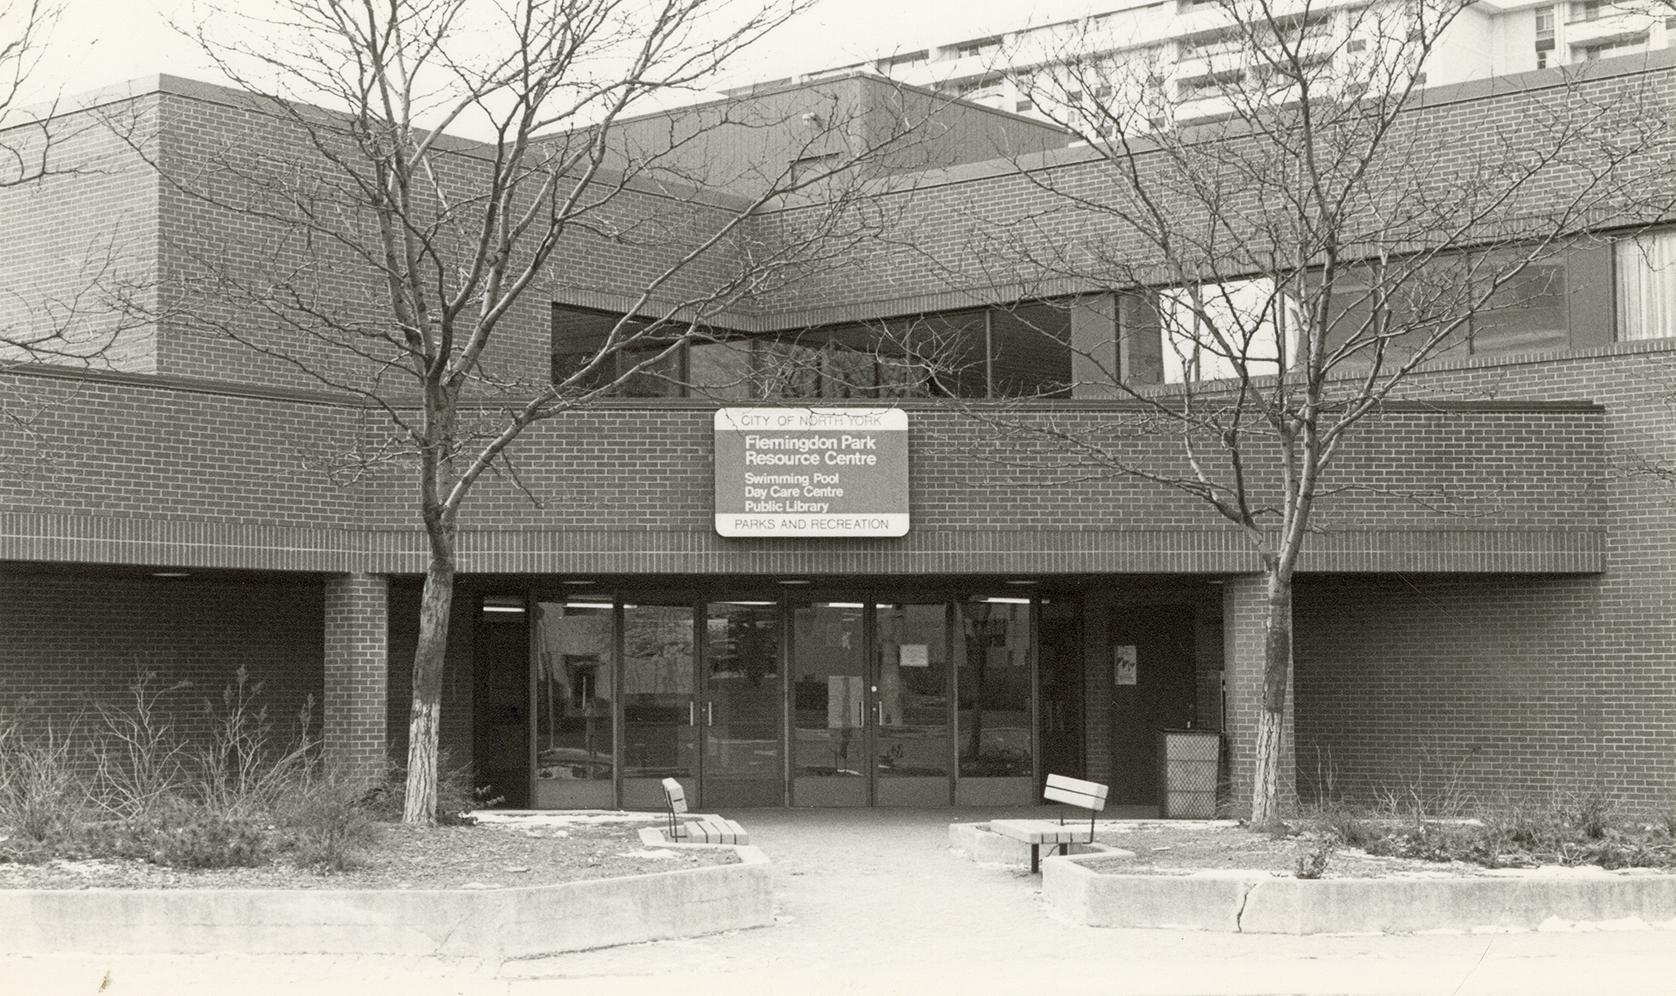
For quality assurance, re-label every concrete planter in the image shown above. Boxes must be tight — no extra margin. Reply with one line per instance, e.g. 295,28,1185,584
1043,854,1676,935
0,843,771,958
948,819,1207,867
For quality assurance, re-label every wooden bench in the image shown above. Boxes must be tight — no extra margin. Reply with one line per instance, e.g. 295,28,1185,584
987,774,1110,873
660,777,750,845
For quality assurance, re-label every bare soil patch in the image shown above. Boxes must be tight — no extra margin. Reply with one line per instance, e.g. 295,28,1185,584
0,815,735,891
1075,821,1489,879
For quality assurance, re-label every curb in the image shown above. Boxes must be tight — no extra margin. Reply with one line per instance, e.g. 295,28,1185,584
1042,854,1676,934
948,819,1225,866
0,843,772,958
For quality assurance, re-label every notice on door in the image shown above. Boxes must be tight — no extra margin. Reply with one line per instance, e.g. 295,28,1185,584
714,407,909,537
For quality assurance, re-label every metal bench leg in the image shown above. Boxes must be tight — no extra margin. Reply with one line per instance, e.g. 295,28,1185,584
1030,844,1040,874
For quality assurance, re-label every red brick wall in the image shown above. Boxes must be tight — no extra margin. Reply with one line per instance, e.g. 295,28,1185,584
324,573,388,783
1290,573,1659,807
0,95,161,372
1281,338,1676,813
0,568,324,756
384,579,478,772
0,365,1607,576
750,59,1676,319
150,85,748,393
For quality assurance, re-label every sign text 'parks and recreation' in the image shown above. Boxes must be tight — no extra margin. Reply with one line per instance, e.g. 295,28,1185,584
713,407,909,537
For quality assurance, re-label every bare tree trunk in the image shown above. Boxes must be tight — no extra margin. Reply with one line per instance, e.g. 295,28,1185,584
403,552,456,824
1249,566,1293,825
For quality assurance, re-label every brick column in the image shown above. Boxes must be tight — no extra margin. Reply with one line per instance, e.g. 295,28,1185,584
1080,589,1114,786
1223,574,1295,818
324,573,389,785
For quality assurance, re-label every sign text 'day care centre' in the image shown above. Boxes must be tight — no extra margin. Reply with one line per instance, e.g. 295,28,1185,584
713,407,908,537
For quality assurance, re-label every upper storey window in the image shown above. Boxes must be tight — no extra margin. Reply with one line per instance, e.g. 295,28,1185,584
1616,228,1676,341
551,302,1074,401
1319,243,1612,363
1570,1,1606,22
551,306,688,398
1536,6,1556,41
1156,278,1299,384
1121,239,1618,386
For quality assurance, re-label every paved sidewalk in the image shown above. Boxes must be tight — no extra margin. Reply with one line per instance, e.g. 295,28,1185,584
501,808,1676,996
4,808,1674,995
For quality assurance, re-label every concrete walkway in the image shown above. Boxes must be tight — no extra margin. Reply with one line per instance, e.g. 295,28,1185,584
505,808,1676,995
4,808,1675,995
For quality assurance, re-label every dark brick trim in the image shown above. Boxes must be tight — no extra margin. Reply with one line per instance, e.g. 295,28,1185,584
0,361,1611,415
0,511,1602,575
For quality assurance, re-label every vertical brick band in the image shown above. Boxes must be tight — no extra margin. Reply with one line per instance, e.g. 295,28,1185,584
324,572,389,784
1223,574,1296,817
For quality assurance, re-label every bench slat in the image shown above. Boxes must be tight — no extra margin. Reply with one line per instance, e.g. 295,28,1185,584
661,777,689,814
1045,774,1105,794
989,819,1082,844
685,818,748,845
1044,782,1108,810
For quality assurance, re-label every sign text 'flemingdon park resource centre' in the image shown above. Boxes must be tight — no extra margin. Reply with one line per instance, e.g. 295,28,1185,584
713,407,909,537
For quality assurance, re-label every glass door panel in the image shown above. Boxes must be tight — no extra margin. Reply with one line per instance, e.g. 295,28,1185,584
621,603,698,810
875,602,951,806
792,601,868,806
703,601,785,807
1038,597,1083,791
532,600,615,808
957,598,1036,805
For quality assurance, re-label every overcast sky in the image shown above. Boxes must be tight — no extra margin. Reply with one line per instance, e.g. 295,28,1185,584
23,0,1105,107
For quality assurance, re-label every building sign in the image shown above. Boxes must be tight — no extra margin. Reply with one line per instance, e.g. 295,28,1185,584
714,407,909,537
1115,645,1138,686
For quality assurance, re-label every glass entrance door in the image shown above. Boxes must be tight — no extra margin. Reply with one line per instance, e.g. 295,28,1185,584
791,598,954,806
791,600,869,805
702,601,785,807
532,599,615,808
621,603,699,809
874,602,952,805
525,587,1046,809
957,598,1036,805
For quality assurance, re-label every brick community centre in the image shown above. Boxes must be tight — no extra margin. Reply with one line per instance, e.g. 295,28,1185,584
3,40,1674,818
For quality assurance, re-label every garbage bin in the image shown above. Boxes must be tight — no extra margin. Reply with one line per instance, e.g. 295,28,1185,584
1158,729,1221,819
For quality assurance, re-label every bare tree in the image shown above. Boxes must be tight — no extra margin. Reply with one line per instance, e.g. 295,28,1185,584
146,0,929,822
950,0,1674,822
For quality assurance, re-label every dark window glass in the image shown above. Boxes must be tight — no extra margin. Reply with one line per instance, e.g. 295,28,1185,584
551,304,692,398
753,319,956,400
1323,255,1475,365
554,300,1080,402
989,301,1072,398
1470,260,1570,356
686,340,758,401
1315,240,1604,365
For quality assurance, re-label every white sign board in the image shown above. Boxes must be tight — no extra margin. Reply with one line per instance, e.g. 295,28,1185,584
713,407,909,537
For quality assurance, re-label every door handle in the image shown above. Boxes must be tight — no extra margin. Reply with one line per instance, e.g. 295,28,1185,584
874,700,882,726
706,702,714,727
689,701,696,726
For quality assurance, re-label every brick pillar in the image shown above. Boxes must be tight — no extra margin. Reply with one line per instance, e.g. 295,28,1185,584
324,573,388,785
1223,574,1295,818
1080,589,1114,787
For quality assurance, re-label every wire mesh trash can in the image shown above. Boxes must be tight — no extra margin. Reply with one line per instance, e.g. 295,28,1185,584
1158,729,1221,819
